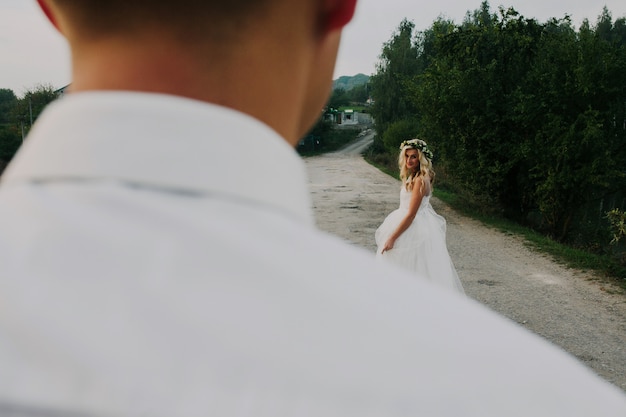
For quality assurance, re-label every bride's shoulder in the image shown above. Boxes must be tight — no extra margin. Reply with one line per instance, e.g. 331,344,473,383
414,175,428,187
416,175,432,195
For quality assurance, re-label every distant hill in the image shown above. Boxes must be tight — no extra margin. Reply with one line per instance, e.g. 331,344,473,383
333,73,370,91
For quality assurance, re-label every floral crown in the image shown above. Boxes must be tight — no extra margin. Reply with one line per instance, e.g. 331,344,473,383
399,138,433,160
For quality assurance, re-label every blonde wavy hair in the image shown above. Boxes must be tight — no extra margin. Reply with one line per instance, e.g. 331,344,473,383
398,139,435,191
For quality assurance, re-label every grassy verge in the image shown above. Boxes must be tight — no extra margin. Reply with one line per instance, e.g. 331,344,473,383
364,156,396,178
363,151,626,290
433,187,626,291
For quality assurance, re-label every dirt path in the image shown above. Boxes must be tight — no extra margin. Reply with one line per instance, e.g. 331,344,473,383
304,133,626,391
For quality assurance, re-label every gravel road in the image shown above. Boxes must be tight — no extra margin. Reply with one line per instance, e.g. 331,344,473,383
304,132,626,392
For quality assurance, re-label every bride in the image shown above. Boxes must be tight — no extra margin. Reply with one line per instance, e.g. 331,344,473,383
375,138,465,294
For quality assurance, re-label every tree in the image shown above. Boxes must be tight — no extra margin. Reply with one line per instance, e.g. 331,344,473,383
415,5,545,212
382,118,420,155
11,84,59,132
327,88,350,109
0,88,17,124
0,124,21,164
346,83,369,104
370,19,420,139
0,84,60,169
0,88,20,171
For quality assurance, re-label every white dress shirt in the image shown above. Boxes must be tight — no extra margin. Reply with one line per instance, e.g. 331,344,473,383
0,92,624,417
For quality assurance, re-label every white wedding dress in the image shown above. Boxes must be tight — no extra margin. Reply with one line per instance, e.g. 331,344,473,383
375,183,465,294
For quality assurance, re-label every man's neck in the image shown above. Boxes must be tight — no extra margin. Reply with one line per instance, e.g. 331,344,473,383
68,36,313,145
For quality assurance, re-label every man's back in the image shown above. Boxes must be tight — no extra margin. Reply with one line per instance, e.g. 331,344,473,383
3,1,625,415
0,92,625,416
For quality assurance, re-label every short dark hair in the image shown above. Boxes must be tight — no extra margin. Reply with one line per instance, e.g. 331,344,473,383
51,0,272,39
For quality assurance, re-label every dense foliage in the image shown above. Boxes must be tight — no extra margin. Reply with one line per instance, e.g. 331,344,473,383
370,2,626,263
0,84,59,171
327,83,370,109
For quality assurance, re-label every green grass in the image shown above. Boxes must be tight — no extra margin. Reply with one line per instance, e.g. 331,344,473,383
433,187,626,290
364,156,396,178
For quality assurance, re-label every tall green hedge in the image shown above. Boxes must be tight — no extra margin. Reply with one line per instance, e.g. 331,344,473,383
370,2,626,259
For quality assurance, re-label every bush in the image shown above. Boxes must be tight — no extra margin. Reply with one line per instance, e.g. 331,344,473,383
0,125,21,165
606,209,626,266
382,118,420,155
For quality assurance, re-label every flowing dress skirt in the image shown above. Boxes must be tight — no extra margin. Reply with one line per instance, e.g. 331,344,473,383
375,190,465,294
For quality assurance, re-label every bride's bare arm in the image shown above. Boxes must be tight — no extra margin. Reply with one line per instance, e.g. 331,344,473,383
381,176,426,253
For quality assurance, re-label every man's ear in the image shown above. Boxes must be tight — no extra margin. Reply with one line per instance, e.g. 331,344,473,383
36,0,61,32
322,0,358,32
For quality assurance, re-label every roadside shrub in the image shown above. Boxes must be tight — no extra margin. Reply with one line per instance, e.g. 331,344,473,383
382,118,420,156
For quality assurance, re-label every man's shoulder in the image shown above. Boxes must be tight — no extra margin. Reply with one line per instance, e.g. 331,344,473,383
0,187,624,416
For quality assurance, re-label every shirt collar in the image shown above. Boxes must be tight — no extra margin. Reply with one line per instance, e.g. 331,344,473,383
2,91,313,225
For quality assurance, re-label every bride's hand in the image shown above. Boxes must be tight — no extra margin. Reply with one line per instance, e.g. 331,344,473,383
381,238,395,254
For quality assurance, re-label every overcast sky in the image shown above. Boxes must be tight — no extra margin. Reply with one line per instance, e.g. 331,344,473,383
1,1,625,95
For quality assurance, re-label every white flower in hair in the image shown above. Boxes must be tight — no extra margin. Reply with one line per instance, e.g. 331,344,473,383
399,138,433,160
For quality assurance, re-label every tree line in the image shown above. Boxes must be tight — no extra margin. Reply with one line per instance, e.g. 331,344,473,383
0,84,59,172
327,83,370,109
369,2,626,266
